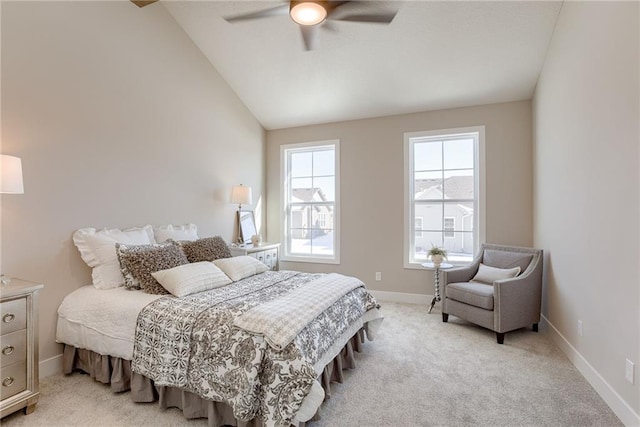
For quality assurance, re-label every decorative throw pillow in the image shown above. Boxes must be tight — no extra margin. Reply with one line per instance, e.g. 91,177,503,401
73,225,155,289
116,241,189,294
213,256,269,282
180,236,232,263
153,223,198,243
482,249,533,274
471,263,521,284
151,261,232,297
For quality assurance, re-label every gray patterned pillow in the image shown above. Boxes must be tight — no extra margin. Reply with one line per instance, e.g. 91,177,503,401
179,236,231,263
116,241,189,294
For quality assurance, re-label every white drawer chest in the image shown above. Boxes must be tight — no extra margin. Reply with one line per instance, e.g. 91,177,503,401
0,278,43,418
229,242,280,271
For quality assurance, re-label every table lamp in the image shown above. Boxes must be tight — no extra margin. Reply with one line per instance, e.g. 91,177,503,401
1,154,24,285
0,155,24,194
231,184,252,243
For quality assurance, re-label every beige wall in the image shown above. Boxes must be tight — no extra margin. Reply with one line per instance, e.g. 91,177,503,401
0,2,264,362
266,101,533,295
533,1,639,417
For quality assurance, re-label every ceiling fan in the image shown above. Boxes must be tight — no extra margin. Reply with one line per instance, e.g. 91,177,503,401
130,1,397,51
224,1,398,51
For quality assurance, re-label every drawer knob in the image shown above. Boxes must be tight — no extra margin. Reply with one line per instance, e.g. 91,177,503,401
2,313,15,323
2,377,14,387
2,345,14,356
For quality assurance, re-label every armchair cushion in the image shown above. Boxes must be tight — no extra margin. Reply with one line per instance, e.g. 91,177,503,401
483,249,533,272
471,263,520,284
446,282,494,310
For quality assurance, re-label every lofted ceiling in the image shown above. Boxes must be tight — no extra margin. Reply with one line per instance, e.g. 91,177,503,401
159,1,563,130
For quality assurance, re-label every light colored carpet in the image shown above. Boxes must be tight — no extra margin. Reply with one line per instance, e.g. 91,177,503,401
1,302,622,426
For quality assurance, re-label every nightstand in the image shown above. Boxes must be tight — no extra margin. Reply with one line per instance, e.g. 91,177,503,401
229,243,280,271
0,278,43,418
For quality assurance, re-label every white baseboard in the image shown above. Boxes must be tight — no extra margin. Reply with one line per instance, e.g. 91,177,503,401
39,353,63,379
541,314,640,426
369,290,431,305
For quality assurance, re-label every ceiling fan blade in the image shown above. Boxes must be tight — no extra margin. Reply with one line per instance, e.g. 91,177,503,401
300,25,318,51
322,20,338,33
330,11,397,24
224,5,289,23
326,1,352,10
130,0,158,7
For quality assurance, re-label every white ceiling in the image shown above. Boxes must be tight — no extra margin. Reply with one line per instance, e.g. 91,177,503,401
162,1,563,130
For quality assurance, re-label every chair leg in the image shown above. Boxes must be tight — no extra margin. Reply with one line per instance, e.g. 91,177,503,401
532,323,539,332
442,313,449,323
496,332,505,344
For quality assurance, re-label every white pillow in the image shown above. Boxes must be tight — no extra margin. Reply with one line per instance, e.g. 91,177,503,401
154,224,198,243
213,256,269,282
151,261,232,297
73,225,155,289
471,263,521,284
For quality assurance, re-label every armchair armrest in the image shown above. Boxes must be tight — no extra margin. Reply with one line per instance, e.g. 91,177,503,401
493,259,543,332
444,260,481,285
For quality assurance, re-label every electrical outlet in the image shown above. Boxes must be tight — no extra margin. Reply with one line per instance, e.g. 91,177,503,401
375,272,381,281
626,359,635,384
577,320,583,337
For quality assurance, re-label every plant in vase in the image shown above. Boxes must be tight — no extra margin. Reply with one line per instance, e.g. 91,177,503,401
427,245,448,267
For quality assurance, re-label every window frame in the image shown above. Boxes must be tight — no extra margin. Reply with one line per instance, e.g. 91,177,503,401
403,126,486,269
280,140,340,264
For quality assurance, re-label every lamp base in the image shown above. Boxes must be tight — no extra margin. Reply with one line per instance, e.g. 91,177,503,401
1,274,11,287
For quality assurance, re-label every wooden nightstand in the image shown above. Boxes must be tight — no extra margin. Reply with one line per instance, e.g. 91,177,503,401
0,278,43,418
229,243,280,271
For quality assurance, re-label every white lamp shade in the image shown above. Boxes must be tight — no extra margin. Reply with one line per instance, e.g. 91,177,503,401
231,185,253,206
290,1,327,26
0,155,24,194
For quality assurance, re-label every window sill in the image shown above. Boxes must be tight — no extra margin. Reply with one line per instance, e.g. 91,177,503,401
281,255,340,265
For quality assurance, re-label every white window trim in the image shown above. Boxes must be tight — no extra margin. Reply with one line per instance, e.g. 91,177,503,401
403,126,486,269
280,140,340,265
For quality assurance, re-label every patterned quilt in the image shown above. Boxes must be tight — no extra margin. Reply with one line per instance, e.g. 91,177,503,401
132,270,378,427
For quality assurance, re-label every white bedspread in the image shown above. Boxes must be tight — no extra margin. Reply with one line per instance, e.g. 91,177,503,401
234,273,365,350
56,285,163,359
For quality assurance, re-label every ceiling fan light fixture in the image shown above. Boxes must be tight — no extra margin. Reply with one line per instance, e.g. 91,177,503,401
290,1,327,26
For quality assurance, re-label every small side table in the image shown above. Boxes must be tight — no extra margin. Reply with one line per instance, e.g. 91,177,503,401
421,262,453,313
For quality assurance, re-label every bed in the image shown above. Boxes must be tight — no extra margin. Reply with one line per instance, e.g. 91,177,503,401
56,266,383,427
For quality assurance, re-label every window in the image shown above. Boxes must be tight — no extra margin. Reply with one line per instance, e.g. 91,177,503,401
415,217,424,238
444,217,455,238
318,212,327,228
404,127,485,267
281,140,340,264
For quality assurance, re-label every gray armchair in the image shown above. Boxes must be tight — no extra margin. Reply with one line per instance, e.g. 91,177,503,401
442,243,543,344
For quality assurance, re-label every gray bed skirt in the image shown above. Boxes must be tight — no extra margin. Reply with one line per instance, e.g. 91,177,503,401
62,329,366,427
